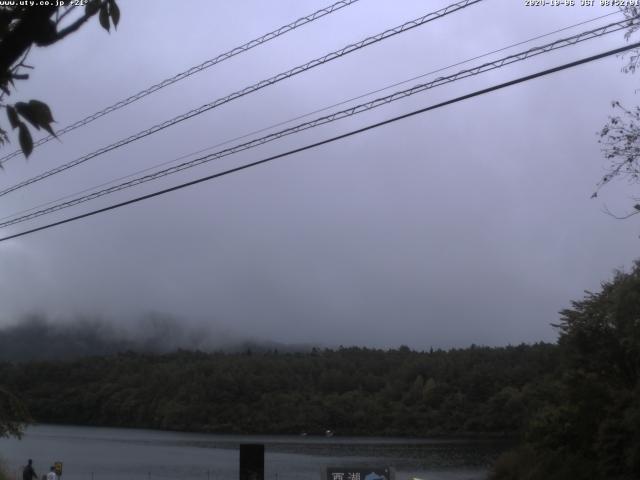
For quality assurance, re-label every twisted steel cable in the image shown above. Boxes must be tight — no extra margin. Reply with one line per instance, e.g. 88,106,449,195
0,0,361,165
0,17,634,229
2,40,640,243
0,10,621,224
0,0,483,198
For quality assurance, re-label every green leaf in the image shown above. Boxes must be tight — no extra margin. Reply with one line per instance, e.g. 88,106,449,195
6,106,19,129
109,0,120,28
99,4,110,32
18,123,33,158
85,0,101,16
0,17,9,39
0,126,8,150
13,100,56,137
14,102,40,130
27,100,55,126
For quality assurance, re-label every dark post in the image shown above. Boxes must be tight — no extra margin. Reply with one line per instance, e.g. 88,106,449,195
239,444,264,480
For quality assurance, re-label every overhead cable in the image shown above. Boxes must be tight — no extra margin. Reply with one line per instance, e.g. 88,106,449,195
0,11,622,222
0,0,362,166
0,10,622,225
0,0,483,198
1,40,639,243
0,16,635,229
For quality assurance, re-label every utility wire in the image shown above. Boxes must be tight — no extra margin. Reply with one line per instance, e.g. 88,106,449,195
0,16,634,229
0,10,622,225
2,9,621,226
0,0,482,198
0,0,362,166
1,40,638,243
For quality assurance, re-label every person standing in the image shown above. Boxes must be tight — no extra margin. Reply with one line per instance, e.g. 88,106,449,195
46,466,57,480
22,459,37,480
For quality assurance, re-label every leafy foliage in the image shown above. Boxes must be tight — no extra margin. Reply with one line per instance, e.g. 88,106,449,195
595,102,640,217
4,262,638,478
621,6,640,74
593,7,640,216
0,0,120,159
491,261,640,480
0,343,559,437
0,0,120,439
0,386,31,439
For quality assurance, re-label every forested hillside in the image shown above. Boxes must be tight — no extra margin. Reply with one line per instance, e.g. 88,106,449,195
0,344,558,436
491,262,640,480
4,262,638,480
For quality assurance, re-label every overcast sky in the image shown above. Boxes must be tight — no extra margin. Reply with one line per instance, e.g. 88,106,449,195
0,0,638,349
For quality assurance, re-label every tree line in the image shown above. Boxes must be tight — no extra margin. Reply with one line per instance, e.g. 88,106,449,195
2,261,638,479
0,343,558,437
490,261,640,480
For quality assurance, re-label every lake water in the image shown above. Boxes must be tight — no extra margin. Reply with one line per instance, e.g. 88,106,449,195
0,425,505,480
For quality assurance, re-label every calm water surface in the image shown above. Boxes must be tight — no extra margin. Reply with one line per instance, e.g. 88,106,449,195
0,425,507,480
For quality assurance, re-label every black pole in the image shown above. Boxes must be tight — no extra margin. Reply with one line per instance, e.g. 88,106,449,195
239,444,264,480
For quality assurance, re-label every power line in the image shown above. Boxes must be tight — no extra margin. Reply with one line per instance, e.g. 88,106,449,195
0,16,634,229
1,41,638,243
0,0,362,166
0,10,622,225
0,0,483,199
1,16,632,227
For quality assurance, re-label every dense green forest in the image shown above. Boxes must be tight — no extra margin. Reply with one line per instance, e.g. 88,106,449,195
1,262,638,479
0,343,558,437
491,261,640,480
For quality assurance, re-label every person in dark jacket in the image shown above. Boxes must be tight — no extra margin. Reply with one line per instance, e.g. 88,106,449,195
23,459,37,480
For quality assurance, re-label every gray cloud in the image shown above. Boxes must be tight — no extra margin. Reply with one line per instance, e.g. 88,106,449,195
0,0,638,350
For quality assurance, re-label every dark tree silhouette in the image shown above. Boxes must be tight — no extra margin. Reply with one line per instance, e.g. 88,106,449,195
0,0,120,438
0,0,120,158
491,261,640,480
594,7,640,218
0,386,31,439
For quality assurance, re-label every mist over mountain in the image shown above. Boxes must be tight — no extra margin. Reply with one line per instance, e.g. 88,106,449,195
0,313,317,362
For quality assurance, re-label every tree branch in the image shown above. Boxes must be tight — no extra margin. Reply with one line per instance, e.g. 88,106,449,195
55,5,77,26
0,6,56,73
48,2,106,44
602,204,640,220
